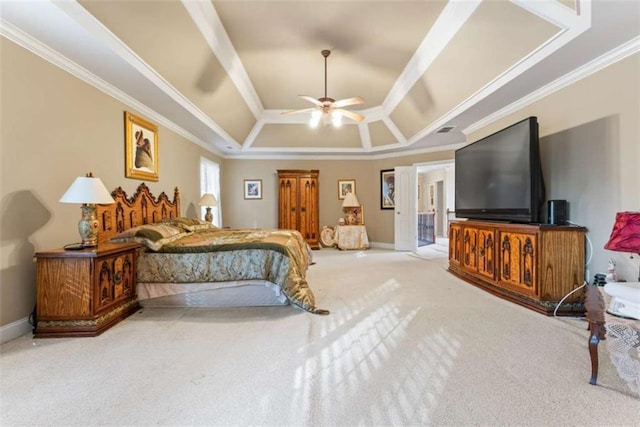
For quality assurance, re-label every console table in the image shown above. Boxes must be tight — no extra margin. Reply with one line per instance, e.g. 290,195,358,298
448,220,586,315
334,225,369,250
585,283,640,395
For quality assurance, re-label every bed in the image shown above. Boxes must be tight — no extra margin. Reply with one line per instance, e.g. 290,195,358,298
96,183,328,315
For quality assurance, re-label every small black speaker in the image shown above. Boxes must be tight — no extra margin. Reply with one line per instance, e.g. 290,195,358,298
547,200,567,225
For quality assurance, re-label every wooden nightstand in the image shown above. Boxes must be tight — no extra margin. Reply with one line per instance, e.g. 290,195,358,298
34,242,141,338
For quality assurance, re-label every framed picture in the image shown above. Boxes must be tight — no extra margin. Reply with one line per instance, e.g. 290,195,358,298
354,206,365,225
380,169,395,209
244,179,262,199
338,179,356,200
124,111,159,181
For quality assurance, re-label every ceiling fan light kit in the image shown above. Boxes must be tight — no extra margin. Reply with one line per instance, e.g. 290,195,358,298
284,49,365,127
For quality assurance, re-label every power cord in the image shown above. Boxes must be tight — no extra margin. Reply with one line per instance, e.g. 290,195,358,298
553,225,594,318
553,281,587,317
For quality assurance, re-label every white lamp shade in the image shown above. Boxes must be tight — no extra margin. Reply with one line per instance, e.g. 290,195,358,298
59,176,114,204
198,193,218,207
342,192,360,208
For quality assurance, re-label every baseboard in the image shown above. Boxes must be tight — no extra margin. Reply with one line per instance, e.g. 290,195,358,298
0,316,32,344
369,241,394,250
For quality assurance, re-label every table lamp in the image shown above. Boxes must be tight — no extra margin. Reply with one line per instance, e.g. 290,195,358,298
342,192,360,225
198,193,218,223
604,211,640,281
59,173,114,247
603,211,640,319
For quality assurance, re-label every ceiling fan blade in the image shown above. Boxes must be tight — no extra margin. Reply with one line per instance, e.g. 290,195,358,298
332,97,365,108
281,107,318,116
298,95,323,107
333,109,365,123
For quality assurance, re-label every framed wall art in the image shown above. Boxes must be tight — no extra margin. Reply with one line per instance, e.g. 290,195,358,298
124,111,159,181
338,179,356,200
380,169,395,209
244,179,262,199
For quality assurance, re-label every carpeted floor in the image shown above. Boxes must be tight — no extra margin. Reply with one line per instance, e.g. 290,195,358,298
1,247,638,426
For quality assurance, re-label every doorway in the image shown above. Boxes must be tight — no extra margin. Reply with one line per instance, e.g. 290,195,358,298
415,160,454,250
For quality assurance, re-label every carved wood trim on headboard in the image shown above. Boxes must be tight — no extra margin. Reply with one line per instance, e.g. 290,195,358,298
96,183,180,246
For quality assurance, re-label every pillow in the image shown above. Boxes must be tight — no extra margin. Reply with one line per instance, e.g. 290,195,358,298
109,223,187,251
159,217,219,232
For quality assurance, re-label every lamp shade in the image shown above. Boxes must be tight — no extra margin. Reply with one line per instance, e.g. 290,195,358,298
342,192,360,208
59,174,114,204
604,211,640,253
198,193,218,207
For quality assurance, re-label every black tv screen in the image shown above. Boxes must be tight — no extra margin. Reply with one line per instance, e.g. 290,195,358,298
455,116,545,223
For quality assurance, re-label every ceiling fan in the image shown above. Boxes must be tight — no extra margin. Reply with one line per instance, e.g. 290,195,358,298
282,49,365,127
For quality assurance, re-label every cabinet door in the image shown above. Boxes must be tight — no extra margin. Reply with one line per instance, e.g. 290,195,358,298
94,251,136,314
463,226,478,270
498,231,537,296
37,257,92,318
449,223,463,266
298,176,319,245
278,177,298,230
477,227,496,280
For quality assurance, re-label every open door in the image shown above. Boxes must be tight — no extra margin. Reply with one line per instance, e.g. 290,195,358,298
394,166,417,251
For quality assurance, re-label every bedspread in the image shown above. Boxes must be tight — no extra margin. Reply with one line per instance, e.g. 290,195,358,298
137,228,328,315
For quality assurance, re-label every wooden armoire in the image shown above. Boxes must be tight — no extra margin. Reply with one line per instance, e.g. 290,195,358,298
277,169,320,249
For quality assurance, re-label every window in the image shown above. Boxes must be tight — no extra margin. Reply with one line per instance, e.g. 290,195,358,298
200,157,221,227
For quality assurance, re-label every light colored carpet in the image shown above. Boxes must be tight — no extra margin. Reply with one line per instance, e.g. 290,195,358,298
1,248,638,426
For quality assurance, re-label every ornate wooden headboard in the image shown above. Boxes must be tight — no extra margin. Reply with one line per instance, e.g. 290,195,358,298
96,183,181,245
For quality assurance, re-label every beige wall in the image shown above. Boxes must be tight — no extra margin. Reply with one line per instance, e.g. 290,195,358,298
0,38,222,326
222,150,455,244
1,35,638,329
468,53,639,282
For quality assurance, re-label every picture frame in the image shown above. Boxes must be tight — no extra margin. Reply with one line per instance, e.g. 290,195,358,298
380,169,395,209
244,179,262,199
124,111,159,181
354,206,365,225
338,179,356,200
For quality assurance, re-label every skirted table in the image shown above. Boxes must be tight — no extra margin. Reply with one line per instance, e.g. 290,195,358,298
333,225,369,250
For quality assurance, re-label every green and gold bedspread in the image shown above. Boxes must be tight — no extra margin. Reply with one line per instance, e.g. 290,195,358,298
137,228,328,315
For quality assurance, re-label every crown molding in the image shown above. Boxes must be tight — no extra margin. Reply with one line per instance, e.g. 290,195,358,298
463,36,640,136
0,17,225,158
225,142,465,161
182,0,263,119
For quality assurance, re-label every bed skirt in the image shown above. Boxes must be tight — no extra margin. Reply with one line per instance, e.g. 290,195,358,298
137,280,289,308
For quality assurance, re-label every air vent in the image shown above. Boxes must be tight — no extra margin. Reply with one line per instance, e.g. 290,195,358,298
437,126,455,133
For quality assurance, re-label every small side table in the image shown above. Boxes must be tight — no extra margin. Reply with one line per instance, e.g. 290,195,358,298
34,243,140,337
334,225,369,250
585,283,640,395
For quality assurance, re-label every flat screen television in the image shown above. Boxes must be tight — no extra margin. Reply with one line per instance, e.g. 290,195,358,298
455,116,545,223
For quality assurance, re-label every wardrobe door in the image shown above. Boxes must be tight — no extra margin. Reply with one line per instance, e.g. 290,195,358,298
278,176,298,231
299,176,319,248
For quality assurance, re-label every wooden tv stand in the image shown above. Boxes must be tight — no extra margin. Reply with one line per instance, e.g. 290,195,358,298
448,220,586,315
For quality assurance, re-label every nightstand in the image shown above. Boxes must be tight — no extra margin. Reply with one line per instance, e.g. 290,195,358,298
34,242,141,338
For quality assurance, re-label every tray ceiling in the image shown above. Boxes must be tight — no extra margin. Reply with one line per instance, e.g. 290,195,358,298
1,0,639,158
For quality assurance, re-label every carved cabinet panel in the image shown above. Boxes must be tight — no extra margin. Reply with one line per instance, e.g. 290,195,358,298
94,250,136,314
463,227,478,270
497,231,537,297
278,170,320,249
477,227,496,280
449,222,463,266
35,243,140,337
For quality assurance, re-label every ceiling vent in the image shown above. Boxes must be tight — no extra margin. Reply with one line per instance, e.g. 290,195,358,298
437,126,455,133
